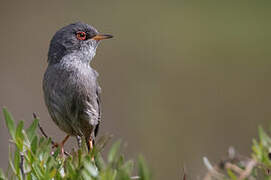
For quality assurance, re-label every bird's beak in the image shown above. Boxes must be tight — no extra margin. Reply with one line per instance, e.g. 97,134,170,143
92,34,113,41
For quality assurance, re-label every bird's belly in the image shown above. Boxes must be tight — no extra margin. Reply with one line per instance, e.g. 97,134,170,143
45,88,78,136
43,66,98,137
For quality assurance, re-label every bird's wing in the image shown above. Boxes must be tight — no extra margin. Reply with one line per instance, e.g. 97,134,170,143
94,84,101,138
69,69,101,141
69,91,99,138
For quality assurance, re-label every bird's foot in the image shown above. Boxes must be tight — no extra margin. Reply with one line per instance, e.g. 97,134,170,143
51,135,70,156
51,143,65,156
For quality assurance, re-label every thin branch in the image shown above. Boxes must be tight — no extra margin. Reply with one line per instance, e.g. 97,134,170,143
224,162,244,175
203,157,225,180
239,159,257,180
182,166,186,180
20,152,25,180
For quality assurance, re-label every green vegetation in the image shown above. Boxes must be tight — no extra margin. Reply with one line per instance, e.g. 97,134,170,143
0,108,150,180
3,107,271,180
202,127,271,180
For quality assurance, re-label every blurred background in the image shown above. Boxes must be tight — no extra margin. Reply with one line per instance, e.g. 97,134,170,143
1,0,271,179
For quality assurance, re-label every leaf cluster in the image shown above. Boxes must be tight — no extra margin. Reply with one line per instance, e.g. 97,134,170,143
203,126,271,180
0,108,150,180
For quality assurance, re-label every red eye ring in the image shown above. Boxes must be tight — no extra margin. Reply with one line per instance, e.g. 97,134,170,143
76,31,87,40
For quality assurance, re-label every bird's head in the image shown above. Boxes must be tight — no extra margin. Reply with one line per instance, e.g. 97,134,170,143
47,22,113,65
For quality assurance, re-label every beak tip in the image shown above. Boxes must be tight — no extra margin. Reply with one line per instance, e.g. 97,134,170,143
92,34,113,40
104,34,113,39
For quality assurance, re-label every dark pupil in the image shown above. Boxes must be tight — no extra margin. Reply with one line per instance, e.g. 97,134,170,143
80,33,85,37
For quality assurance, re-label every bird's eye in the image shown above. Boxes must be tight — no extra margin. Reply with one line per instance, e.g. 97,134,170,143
76,31,87,40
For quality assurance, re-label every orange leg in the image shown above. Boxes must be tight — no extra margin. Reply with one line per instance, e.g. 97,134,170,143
88,139,95,161
88,139,93,150
52,135,70,156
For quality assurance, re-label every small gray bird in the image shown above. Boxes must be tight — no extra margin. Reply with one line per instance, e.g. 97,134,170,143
43,22,113,154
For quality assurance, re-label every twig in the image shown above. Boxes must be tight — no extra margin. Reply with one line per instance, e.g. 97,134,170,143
225,162,244,175
203,146,259,180
239,159,257,180
182,166,186,180
33,113,70,156
203,157,225,180
20,152,25,180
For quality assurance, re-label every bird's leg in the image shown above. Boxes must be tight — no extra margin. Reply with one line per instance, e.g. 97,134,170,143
87,138,95,161
60,135,70,155
88,139,93,151
52,135,70,156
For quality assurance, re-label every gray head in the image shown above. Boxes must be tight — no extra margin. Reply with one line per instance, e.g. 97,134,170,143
47,22,113,65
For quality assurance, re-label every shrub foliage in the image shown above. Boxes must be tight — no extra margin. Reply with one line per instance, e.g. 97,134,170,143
0,108,150,180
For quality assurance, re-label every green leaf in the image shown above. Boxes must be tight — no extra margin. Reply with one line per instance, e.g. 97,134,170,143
14,148,20,177
65,161,76,179
1,110,151,180
26,118,39,142
227,169,238,180
8,146,16,175
84,161,98,177
117,154,124,167
116,169,130,180
22,130,31,149
31,136,38,155
3,108,15,140
0,168,6,180
49,168,56,179
31,164,43,179
82,170,91,180
138,155,150,180
78,148,82,166
95,152,106,171
15,121,24,138
15,121,24,151
52,147,60,159
258,126,271,146
122,160,134,174
108,140,121,163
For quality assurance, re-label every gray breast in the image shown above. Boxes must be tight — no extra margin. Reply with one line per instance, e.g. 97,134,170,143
43,60,100,138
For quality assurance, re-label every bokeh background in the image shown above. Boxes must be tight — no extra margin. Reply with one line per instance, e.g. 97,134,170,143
1,1,271,179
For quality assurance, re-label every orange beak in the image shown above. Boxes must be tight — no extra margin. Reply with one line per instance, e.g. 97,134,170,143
92,34,113,41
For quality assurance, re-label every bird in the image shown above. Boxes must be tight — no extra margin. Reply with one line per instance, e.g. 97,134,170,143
43,22,113,155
